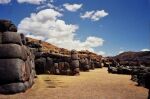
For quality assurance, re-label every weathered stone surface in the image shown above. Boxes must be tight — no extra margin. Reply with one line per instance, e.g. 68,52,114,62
0,20,35,94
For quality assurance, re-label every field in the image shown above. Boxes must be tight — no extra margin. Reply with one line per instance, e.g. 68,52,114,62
0,68,148,99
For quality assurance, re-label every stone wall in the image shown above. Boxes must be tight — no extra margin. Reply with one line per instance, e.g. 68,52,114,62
0,20,35,94
26,39,103,76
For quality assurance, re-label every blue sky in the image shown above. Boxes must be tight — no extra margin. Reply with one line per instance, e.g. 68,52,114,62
0,0,150,56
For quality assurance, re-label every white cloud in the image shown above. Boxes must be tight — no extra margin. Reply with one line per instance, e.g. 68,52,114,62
45,36,103,52
0,0,54,5
37,3,64,11
26,34,45,41
91,10,109,21
118,50,125,54
83,36,104,48
17,0,46,5
81,10,108,21
0,0,11,4
0,0,53,5
141,48,150,51
97,51,106,56
18,8,104,52
63,3,82,12
80,11,95,19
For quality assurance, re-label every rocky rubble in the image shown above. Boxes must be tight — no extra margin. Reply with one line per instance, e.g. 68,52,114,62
131,66,150,88
106,59,133,75
104,53,150,91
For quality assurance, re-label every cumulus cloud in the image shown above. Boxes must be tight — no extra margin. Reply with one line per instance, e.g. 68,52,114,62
141,48,150,51
37,3,64,11
0,0,54,5
17,0,46,5
81,10,108,21
26,34,45,41
63,3,82,12
18,8,104,53
80,11,95,19
0,0,11,4
36,0,64,11
118,50,124,54
97,51,106,56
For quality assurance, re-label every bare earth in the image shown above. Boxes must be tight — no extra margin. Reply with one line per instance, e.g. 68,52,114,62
0,68,148,99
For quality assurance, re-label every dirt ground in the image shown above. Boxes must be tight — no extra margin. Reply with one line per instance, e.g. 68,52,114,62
0,68,148,99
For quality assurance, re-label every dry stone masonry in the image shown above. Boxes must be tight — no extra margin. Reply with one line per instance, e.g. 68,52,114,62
26,39,103,76
70,50,80,75
0,20,35,94
0,19,149,97
5,19,150,95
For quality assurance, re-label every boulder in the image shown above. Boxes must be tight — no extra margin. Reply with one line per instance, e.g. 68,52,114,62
2,32,22,45
71,54,79,60
0,82,26,94
70,60,80,69
0,59,26,84
0,20,17,32
0,44,27,61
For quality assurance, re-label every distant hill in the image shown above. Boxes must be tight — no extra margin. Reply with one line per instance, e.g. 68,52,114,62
114,51,150,65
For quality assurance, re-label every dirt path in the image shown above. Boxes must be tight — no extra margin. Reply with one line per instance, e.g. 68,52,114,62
0,68,148,99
